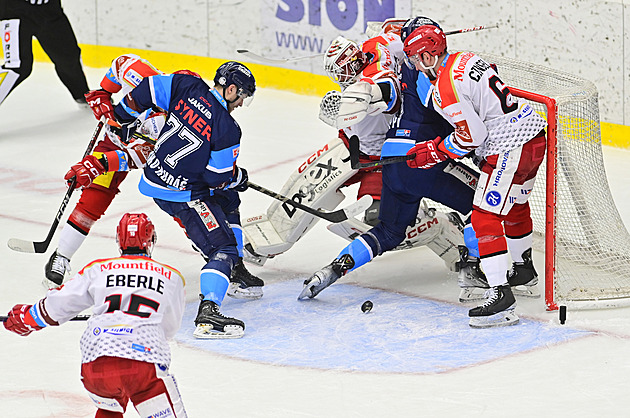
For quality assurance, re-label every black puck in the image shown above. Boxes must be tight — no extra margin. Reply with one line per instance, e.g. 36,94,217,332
361,300,373,313
559,305,567,324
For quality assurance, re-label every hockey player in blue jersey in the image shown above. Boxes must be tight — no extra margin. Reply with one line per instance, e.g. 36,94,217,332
114,61,256,339
299,17,486,301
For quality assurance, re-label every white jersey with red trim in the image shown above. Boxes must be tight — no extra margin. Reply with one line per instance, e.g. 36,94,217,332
97,54,165,166
342,32,405,156
431,52,546,158
101,54,163,96
39,255,185,367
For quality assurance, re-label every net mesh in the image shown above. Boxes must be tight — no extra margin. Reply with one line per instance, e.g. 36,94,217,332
430,52,630,308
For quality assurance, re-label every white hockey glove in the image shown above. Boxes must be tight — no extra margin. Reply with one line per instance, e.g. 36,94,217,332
336,81,387,129
319,90,341,127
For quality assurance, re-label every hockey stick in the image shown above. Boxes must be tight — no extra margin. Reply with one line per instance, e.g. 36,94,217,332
246,181,371,223
237,24,498,65
236,49,323,65
0,314,90,322
348,135,415,169
444,23,499,36
7,118,106,254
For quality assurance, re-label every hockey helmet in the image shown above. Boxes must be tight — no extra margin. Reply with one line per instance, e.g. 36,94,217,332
324,36,367,89
214,61,256,104
116,213,157,256
403,25,447,70
400,16,442,43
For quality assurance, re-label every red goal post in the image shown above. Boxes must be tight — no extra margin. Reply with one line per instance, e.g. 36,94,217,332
509,87,559,310
480,52,630,311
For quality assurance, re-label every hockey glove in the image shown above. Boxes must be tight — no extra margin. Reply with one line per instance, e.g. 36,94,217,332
406,137,449,169
84,89,114,121
4,304,44,336
336,81,387,129
65,154,106,188
225,167,249,192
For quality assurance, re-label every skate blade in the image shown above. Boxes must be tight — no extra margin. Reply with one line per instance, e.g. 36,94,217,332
469,309,519,328
193,324,244,339
227,283,263,300
297,277,321,300
297,285,315,300
458,287,488,303
512,285,541,299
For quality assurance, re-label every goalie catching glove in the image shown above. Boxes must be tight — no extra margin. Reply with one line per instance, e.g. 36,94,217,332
336,81,388,129
406,136,460,169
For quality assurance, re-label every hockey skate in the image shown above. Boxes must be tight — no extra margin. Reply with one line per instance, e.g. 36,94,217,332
468,285,519,328
227,259,264,300
193,298,245,339
44,250,71,289
507,248,540,298
298,254,355,300
456,246,490,303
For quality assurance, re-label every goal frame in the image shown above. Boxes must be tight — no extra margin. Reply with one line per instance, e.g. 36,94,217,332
510,87,559,311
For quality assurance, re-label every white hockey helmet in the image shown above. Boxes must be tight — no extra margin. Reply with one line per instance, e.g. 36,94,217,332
324,36,366,88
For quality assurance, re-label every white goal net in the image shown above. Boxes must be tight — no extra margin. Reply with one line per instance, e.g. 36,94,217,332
474,52,630,309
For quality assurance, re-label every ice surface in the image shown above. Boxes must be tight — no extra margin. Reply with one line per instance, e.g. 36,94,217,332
1,63,630,417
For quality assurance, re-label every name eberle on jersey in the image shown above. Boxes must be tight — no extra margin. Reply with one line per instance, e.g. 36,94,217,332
105,274,165,294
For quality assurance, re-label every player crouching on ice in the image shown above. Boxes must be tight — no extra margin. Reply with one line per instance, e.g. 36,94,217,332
401,23,546,327
242,21,474,294
4,213,188,417
297,18,492,306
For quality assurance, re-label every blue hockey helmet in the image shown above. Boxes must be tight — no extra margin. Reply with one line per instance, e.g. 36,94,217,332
214,61,256,103
400,16,441,43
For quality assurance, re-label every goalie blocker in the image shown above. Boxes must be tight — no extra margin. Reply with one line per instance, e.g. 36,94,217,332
241,137,466,271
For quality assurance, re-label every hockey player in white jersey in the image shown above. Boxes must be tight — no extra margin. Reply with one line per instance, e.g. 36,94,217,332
4,213,188,417
242,21,467,277
403,23,546,327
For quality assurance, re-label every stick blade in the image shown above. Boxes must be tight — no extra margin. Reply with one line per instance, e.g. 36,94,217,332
342,195,373,219
7,238,37,253
7,238,49,253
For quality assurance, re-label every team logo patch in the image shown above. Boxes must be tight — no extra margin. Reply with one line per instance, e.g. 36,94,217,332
396,129,411,137
132,343,152,353
485,191,502,207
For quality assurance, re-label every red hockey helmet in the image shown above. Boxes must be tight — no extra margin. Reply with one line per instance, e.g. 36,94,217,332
116,213,157,256
403,25,447,69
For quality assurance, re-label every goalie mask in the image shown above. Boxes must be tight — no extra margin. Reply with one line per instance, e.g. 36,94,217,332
116,213,157,256
324,36,367,89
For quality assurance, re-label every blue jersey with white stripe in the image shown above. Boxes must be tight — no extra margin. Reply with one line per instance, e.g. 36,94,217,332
382,66,453,157
119,74,241,202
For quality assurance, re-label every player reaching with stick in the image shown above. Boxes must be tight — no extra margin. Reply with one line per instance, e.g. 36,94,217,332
4,213,188,417
45,54,263,301
114,61,256,339
298,17,485,302
401,21,546,327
